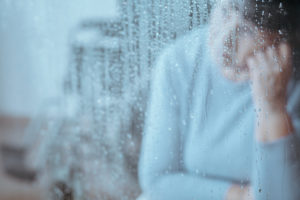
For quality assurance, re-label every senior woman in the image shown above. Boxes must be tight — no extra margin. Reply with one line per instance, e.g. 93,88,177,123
138,0,300,200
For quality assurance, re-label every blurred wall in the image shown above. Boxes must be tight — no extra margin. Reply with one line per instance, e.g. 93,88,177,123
0,0,118,117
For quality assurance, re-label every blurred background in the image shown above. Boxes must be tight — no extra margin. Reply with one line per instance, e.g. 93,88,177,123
0,0,213,199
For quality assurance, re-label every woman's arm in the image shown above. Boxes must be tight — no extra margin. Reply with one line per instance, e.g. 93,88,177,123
248,43,294,143
246,43,300,200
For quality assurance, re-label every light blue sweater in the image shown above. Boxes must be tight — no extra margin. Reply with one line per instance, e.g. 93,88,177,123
138,26,300,200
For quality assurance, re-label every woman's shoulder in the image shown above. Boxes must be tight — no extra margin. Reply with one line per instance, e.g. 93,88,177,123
162,25,209,63
155,25,210,83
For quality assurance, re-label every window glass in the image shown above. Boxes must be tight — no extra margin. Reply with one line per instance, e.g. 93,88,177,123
1,1,300,200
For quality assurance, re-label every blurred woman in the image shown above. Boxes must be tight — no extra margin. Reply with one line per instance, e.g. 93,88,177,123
139,0,300,199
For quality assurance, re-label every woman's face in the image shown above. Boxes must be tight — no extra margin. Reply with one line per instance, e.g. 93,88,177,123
209,2,281,82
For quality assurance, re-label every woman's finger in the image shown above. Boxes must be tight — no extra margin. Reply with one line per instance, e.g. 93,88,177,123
256,51,269,73
279,42,292,65
266,47,274,61
266,46,281,72
247,56,258,75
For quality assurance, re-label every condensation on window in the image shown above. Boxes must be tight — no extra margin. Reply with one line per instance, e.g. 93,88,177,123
1,1,300,200
0,1,213,199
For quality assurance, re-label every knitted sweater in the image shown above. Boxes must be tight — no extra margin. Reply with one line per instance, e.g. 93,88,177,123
139,26,300,200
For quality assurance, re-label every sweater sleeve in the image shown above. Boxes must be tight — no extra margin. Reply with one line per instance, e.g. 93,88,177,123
252,80,300,200
138,45,231,200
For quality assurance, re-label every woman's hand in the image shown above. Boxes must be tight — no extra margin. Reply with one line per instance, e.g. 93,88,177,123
247,43,292,111
247,43,294,142
226,184,254,200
